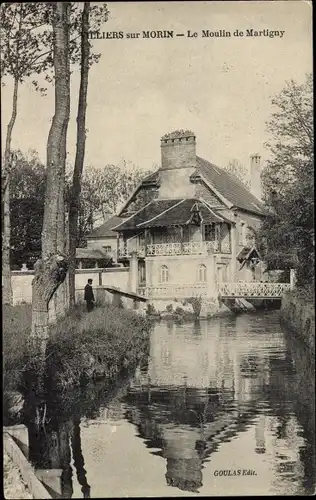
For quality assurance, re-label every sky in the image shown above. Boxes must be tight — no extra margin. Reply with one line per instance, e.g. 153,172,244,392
1,1,313,172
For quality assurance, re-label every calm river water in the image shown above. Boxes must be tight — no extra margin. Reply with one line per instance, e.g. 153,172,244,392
27,311,315,497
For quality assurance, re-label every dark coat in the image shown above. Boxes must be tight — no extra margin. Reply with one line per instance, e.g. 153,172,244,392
84,284,94,302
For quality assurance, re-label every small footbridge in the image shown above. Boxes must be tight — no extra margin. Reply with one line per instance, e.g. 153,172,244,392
91,282,291,310
136,282,292,301
217,282,291,300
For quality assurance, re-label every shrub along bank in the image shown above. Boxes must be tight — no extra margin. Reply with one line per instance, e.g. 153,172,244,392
46,305,151,390
3,303,151,422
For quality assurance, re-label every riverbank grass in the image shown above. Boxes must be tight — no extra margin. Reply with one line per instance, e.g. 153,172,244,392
3,303,151,412
46,304,150,389
3,304,32,399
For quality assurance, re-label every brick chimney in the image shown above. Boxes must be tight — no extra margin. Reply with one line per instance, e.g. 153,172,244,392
249,154,262,201
158,130,197,198
161,130,196,170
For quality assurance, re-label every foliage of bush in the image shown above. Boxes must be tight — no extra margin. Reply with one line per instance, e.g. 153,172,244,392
183,296,202,318
290,284,315,303
3,304,151,400
46,305,151,390
147,303,158,315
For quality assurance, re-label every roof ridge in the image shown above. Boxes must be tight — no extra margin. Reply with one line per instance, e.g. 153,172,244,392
153,197,186,201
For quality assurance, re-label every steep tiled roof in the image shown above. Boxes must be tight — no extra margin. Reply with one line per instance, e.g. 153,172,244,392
136,159,267,217
87,215,123,239
102,155,268,227
196,157,267,216
113,199,178,231
113,199,231,231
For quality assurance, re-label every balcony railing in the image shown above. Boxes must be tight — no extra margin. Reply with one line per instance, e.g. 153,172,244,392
118,246,145,258
182,242,205,254
119,240,226,258
138,283,208,298
147,243,182,256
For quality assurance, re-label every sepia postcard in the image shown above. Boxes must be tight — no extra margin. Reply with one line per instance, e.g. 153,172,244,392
2,1,314,498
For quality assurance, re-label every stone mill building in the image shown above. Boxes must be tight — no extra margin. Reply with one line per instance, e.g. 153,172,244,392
86,130,268,313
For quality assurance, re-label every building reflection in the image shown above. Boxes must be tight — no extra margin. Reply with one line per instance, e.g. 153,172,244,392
122,319,288,493
124,317,312,491
24,315,315,497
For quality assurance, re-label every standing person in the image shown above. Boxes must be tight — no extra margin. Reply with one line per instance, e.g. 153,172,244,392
84,279,95,312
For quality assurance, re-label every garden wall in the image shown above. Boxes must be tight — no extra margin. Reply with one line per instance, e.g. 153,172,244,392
11,268,129,305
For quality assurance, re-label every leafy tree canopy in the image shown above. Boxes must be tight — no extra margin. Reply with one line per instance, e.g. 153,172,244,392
257,74,314,287
0,2,109,92
8,152,154,267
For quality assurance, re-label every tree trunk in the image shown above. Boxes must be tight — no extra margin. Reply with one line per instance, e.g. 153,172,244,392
2,77,19,305
29,254,68,426
52,74,71,320
31,256,68,337
69,2,91,308
32,2,70,336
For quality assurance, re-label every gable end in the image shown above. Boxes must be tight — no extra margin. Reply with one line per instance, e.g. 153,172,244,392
195,180,225,208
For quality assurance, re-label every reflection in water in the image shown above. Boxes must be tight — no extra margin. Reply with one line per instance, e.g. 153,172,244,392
27,418,74,498
27,413,91,498
71,418,91,498
120,314,315,496
26,312,315,497
122,318,271,492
